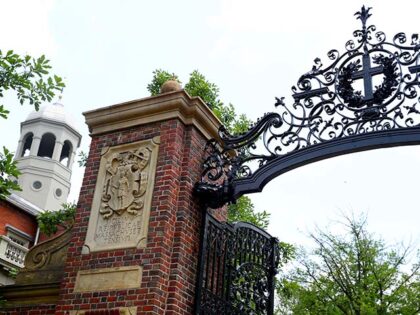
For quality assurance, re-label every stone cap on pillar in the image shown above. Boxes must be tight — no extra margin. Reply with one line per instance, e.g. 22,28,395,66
83,90,222,140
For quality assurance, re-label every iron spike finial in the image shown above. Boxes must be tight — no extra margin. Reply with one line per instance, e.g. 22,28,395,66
355,5,372,29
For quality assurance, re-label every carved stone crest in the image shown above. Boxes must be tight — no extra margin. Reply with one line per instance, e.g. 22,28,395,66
100,147,150,218
84,137,160,253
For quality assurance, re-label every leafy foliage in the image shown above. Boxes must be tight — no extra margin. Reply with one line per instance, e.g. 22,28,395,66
184,70,221,110
0,50,64,199
7,268,18,279
228,195,270,229
147,69,252,136
0,50,65,118
77,151,88,167
276,214,420,314
147,69,180,96
278,240,296,265
0,147,21,199
213,102,252,135
37,203,76,236
148,69,269,229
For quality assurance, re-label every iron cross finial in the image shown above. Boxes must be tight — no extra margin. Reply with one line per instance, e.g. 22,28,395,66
355,5,372,30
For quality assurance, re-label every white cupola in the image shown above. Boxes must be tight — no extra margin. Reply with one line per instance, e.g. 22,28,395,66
13,101,82,211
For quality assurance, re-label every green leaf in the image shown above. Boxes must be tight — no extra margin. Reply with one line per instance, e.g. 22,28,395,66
0,146,21,199
37,203,76,236
77,150,88,167
227,196,270,229
0,105,10,119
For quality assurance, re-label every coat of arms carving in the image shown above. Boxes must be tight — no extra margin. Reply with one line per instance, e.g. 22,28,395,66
100,147,150,219
84,137,159,253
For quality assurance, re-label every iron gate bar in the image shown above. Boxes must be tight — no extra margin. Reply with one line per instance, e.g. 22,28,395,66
194,6,420,208
195,211,279,315
409,65,420,73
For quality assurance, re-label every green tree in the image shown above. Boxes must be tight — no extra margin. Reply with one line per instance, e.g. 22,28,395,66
227,195,270,229
148,69,268,228
0,147,20,199
0,50,65,199
37,202,76,236
148,69,252,135
276,214,420,314
147,70,179,96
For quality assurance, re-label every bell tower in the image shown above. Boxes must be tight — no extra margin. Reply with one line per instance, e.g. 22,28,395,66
13,101,82,211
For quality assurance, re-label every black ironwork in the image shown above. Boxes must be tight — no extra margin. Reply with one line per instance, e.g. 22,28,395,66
195,213,280,315
195,6,420,207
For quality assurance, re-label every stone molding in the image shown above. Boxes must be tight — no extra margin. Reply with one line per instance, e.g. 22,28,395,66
83,90,221,140
83,137,159,253
0,282,60,306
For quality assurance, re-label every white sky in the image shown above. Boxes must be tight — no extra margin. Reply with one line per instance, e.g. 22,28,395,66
0,0,419,249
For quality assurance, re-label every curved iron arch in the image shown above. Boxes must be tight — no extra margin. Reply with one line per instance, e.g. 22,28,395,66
194,6,420,209
232,126,420,199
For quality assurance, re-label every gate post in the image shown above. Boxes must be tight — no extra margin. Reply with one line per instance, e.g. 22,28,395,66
55,87,221,314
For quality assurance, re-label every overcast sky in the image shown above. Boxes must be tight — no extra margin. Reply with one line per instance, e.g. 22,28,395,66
1,0,419,250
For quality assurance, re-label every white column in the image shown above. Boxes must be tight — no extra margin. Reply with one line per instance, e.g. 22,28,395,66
68,151,76,169
30,137,41,156
15,140,23,159
52,141,64,161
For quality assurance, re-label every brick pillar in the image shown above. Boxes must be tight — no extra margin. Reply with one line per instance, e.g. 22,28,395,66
55,90,220,315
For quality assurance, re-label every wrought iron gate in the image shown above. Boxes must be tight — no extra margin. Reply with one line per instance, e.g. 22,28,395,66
193,5,420,314
195,212,280,315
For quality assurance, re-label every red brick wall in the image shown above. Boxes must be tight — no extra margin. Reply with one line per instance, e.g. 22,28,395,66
0,199,37,239
55,119,209,314
38,225,66,243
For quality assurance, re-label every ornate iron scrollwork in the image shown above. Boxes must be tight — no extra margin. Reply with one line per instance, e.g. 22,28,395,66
194,6,420,208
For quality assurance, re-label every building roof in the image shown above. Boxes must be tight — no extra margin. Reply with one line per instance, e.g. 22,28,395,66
25,102,79,132
5,193,43,217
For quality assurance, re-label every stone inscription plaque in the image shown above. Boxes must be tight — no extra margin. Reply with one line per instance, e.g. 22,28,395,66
95,215,142,246
84,137,159,253
74,266,142,292
69,306,137,315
